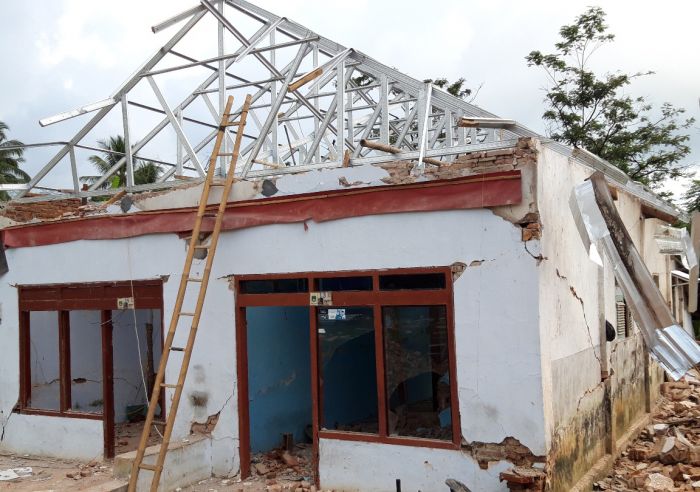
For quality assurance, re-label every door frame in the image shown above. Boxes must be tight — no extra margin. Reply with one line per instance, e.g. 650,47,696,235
234,267,460,486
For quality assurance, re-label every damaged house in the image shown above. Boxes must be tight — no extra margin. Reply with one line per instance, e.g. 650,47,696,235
1,1,699,491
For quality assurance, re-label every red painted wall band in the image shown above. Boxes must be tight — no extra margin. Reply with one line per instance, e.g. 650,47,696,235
3,170,521,249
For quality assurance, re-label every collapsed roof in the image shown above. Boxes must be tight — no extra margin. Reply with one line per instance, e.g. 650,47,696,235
1,0,679,223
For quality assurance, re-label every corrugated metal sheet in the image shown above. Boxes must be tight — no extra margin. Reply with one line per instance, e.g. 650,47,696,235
571,177,700,381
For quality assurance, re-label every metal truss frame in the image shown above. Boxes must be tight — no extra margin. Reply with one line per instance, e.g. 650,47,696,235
12,0,530,202
6,0,683,223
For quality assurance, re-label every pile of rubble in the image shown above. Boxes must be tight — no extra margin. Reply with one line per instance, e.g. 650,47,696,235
595,379,700,491
238,444,323,492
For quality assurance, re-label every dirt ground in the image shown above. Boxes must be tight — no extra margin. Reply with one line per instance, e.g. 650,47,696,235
595,375,700,491
0,452,115,491
115,421,161,456
0,443,320,492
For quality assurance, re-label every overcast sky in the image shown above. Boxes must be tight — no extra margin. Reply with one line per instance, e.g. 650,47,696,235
1,0,698,197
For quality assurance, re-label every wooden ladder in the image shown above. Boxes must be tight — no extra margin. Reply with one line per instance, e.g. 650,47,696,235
128,94,252,492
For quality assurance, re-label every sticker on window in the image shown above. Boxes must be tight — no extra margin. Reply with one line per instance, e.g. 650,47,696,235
327,308,346,320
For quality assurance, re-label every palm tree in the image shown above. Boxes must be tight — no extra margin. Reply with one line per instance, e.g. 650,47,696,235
0,122,29,201
82,135,162,188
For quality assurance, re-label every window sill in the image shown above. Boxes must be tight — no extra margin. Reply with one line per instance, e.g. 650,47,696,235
14,408,103,421
318,430,459,450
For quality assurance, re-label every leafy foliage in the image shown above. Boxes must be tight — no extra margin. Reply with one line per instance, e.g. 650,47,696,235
82,135,162,188
424,78,472,100
0,121,29,201
682,180,700,213
526,7,694,190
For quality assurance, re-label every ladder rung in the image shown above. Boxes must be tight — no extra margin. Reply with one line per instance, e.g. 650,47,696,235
160,383,180,388
210,182,226,186
188,277,203,282
193,245,209,249
217,153,235,156
139,463,162,472
224,122,240,127
170,346,185,352
152,420,167,426
180,312,195,316
201,212,218,217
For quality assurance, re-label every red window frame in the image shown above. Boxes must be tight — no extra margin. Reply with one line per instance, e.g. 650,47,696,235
235,267,460,480
17,280,164,458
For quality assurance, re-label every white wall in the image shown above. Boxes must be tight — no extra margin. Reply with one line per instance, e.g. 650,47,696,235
319,439,512,492
0,207,544,485
536,144,676,490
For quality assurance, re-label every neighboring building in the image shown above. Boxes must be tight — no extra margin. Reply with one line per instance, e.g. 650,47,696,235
0,2,694,491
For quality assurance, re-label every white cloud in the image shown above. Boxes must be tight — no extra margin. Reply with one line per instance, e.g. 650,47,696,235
2,0,699,194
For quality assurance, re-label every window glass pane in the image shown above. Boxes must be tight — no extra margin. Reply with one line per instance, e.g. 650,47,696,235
29,311,60,411
317,276,373,291
112,309,163,425
318,307,378,433
383,306,452,440
379,273,446,291
69,311,103,414
240,278,308,294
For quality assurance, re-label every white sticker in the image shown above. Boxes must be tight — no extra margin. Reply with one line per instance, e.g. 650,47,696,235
328,308,346,320
117,297,135,310
318,328,326,334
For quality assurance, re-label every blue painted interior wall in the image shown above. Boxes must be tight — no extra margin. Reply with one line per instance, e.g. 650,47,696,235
322,330,378,429
247,306,311,453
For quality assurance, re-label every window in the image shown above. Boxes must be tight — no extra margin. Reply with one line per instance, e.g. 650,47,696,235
17,281,163,421
27,311,61,411
312,269,457,445
21,310,105,416
615,284,632,338
318,307,378,433
379,273,446,291
317,276,373,291
240,278,308,294
235,267,459,477
383,306,452,440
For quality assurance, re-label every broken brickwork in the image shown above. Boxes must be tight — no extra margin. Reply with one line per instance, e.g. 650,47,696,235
377,137,537,185
0,198,81,223
596,378,700,491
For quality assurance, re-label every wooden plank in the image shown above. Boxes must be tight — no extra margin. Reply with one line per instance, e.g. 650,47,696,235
289,67,323,92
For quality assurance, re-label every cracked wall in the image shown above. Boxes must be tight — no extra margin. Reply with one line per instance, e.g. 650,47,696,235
537,144,673,491
0,199,545,490
0,142,548,489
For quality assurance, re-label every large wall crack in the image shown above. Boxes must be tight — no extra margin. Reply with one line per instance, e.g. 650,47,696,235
568,285,603,368
0,407,15,442
191,392,234,436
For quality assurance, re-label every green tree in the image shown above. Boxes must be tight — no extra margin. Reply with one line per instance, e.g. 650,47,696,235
683,179,700,213
82,135,162,188
423,78,473,100
526,7,694,191
0,122,29,201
